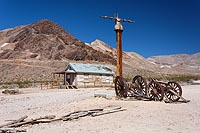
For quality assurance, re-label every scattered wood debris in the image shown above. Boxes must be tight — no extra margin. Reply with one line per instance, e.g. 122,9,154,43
0,127,26,133
2,89,21,95
0,115,28,128
94,94,107,98
0,107,126,133
8,115,56,128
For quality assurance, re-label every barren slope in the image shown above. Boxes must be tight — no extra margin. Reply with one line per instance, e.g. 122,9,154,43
0,20,115,64
90,40,200,77
0,20,199,83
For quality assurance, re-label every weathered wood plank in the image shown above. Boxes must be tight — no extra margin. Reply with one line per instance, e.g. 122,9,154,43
0,127,26,133
92,108,127,117
0,115,28,128
8,115,56,128
0,107,126,128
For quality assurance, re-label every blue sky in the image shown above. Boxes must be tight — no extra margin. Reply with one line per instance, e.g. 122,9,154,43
0,0,200,58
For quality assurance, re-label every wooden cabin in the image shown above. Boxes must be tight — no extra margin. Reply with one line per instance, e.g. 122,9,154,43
53,63,115,88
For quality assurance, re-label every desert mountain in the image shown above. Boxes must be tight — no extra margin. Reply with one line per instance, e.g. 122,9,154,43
0,20,199,83
0,20,115,64
90,39,158,70
0,20,116,83
147,53,200,66
147,53,200,74
90,39,200,76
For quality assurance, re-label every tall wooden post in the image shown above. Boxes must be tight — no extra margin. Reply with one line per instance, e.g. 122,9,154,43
115,18,123,76
100,15,134,77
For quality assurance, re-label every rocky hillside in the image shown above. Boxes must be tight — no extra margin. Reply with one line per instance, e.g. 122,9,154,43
0,20,115,64
90,39,200,77
0,20,199,83
147,53,200,66
90,39,158,70
147,53,200,75
0,20,116,83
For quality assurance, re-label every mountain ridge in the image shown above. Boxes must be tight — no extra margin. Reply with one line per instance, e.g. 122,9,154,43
89,39,200,76
147,53,200,66
0,19,199,83
0,19,116,64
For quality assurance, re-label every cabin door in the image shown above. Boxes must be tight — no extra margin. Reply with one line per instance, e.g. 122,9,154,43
66,74,76,85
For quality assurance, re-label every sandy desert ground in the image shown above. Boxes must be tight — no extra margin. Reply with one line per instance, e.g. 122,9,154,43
0,84,200,133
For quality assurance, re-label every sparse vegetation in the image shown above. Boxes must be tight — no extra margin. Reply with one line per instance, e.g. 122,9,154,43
0,80,59,89
157,75,200,82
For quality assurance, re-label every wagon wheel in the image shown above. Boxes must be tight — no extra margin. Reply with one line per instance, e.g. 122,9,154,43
148,81,164,101
132,75,148,96
165,82,182,102
114,76,128,98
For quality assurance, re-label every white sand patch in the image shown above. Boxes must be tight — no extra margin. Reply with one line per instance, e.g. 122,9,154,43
0,43,10,48
149,61,156,65
0,42,16,51
160,65,171,68
192,80,200,84
85,42,90,46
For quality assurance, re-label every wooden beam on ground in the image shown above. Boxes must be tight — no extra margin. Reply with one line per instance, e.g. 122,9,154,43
0,115,28,128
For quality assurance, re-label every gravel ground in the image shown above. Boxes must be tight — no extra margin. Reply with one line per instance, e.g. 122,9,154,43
0,85,200,133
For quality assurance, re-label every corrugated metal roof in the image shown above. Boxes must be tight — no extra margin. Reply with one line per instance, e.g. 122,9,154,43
65,63,114,75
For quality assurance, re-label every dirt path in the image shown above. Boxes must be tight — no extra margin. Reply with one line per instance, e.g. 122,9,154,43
0,85,200,133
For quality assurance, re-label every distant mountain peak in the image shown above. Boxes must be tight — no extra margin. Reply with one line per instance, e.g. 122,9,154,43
91,39,114,53
30,19,77,44
31,19,65,33
34,19,55,24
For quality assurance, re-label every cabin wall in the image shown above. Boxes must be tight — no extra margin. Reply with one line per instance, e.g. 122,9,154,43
73,73,114,88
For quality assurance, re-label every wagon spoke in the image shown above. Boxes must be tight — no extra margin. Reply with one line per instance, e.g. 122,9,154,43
167,82,182,102
132,75,148,96
115,76,128,98
148,81,164,101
